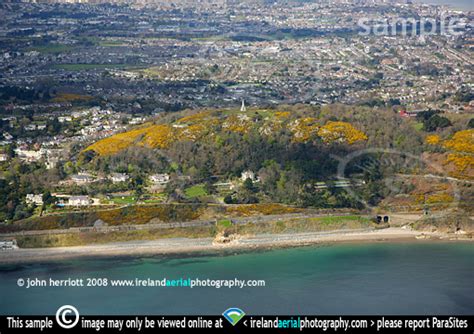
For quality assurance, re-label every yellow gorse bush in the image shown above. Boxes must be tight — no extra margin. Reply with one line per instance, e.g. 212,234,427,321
176,111,213,124
274,111,290,118
290,117,319,142
222,114,253,134
425,134,441,145
317,121,368,144
85,112,369,156
425,193,454,204
85,125,154,155
446,153,474,172
141,124,175,148
443,129,474,154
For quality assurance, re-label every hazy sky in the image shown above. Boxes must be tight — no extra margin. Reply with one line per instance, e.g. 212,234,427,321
417,0,473,11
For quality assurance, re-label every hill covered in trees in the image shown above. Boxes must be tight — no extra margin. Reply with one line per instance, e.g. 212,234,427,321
84,107,368,155
79,104,472,211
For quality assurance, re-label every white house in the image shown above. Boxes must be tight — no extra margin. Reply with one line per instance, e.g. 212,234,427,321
2,132,13,140
14,148,43,162
241,170,256,182
0,153,8,162
150,173,170,184
44,149,65,169
71,174,94,184
58,116,72,123
68,196,91,206
24,124,37,131
109,173,129,183
45,155,59,169
25,194,43,206
129,117,146,125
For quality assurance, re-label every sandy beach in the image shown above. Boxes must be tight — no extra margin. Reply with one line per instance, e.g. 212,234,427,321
0,227,471,264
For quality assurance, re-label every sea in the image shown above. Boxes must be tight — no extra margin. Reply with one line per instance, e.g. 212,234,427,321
0,242,473,315
419,0,473,11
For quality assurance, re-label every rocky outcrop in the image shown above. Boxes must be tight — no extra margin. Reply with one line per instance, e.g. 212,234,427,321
411,212,473,237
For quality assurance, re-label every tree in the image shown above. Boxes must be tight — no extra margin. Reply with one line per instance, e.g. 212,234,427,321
424,115,452,132
131,173,145,202
242,178,256,193
468,118,474,129
13,204,33,221
204,181,216,195
77,150,97,167
43,190,55,206
223,194,235,204
47,117,61,136
416,109,439,121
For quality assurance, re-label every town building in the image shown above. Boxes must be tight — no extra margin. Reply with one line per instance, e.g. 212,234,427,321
25,194,43,206
109,173,130,183
150,173,170,184
68,196,91,206
241,170,256,182
71,173,95,184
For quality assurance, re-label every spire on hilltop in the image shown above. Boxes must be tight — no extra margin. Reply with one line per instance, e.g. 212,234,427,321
240,99,247,112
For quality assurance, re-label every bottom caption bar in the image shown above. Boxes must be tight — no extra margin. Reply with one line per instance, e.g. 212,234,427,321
1,312,473,333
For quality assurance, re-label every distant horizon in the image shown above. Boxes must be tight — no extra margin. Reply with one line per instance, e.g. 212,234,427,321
6,0,474,11
418,0,472,11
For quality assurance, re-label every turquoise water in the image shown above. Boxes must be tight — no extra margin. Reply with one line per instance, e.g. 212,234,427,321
419,0,473,11
0,242,473,315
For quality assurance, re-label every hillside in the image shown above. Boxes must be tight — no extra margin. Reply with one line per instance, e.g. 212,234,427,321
79,105,473,211
84,108,368,156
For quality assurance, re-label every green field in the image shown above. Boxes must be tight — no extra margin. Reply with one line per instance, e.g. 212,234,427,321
143,194,167,204
52,63,128,71
191,35,229,42
110,196,136,205
28,44,75,54
139,67,162,77
225,215,372,235
316,215,371,226
217,219,232,228
184,184,208,198
413,122,424,131
98,40,128,47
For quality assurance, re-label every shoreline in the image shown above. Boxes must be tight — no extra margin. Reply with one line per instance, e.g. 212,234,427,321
0,228,472,264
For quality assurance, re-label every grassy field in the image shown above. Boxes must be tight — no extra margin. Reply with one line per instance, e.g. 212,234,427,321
98,40,128,47
143,197,166,204
191,35,229,42
110,196,136,205
217,219,232,229
316,215,371,226
52,64,128,71
228,215,372,235
28,44,75,54
139,67,162,78
413,122,424,131
185,184,208,198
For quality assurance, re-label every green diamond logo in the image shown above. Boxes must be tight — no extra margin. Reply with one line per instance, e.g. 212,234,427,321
222,307,245,326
